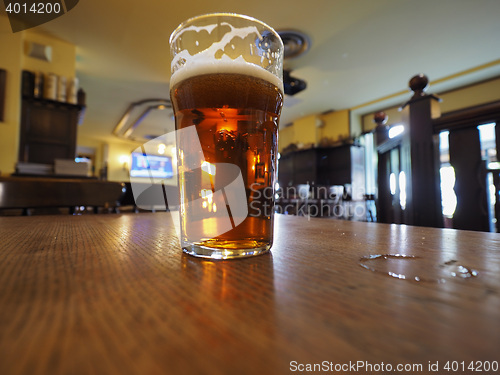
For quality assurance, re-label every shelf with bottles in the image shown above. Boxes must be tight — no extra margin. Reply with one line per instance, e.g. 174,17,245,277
21,70,86,106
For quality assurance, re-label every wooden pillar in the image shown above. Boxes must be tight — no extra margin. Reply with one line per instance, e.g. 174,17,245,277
400,74,443,228
374,111,389,145
374,112,391,223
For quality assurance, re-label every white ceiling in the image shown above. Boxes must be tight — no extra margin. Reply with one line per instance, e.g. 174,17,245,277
37,0,500,143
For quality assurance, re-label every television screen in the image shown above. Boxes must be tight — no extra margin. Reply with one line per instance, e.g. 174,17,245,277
130,152,173,179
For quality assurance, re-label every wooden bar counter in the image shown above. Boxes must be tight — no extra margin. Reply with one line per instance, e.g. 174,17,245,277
0,213,499,375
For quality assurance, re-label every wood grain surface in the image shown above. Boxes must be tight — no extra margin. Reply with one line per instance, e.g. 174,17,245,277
0,213,499,375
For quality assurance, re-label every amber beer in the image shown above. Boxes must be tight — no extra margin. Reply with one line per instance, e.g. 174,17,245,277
170,13,284,258
171,68,283,254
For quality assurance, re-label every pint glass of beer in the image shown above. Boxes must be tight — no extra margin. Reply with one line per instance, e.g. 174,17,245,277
169,13,284,259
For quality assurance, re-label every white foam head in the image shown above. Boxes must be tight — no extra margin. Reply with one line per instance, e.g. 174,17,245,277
170,15,283,92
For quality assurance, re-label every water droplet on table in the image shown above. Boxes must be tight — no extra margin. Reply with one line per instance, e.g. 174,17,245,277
359,254,478,283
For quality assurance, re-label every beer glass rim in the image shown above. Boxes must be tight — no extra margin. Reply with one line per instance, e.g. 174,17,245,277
169,12,282,46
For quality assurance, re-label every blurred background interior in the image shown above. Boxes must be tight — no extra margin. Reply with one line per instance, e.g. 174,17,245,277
1,0,500,232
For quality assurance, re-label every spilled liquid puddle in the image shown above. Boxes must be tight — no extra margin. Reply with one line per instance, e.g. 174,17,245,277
359,254,478,283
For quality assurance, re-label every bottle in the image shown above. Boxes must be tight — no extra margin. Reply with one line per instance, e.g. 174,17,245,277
21,70,35,98
44,73,57,100
77,88,86,106
67,77,79,104
57,75,67,102
34,71,44,98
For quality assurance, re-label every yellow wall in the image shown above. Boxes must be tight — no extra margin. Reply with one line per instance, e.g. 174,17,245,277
107,142,136,182
278,125,294,152
440,76,500,113
319,110,350,143
0,16,22,176
278,109,351,151
22,30,76,78
293,114,317,147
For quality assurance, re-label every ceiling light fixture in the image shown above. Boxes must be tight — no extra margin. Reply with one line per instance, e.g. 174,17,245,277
277,30,310,96
112,98,172,140
277,30,310,59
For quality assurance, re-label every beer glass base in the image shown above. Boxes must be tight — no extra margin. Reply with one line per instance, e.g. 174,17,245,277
182,243,271,259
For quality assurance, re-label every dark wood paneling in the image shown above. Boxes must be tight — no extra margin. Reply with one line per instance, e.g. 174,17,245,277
18,98,81,164
293,148,316,184
278,145,364,189
376,150,392,224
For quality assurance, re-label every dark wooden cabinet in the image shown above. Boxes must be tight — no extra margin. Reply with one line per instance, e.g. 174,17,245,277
278,145,365,189
18,97,83,165
276,145,366,220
